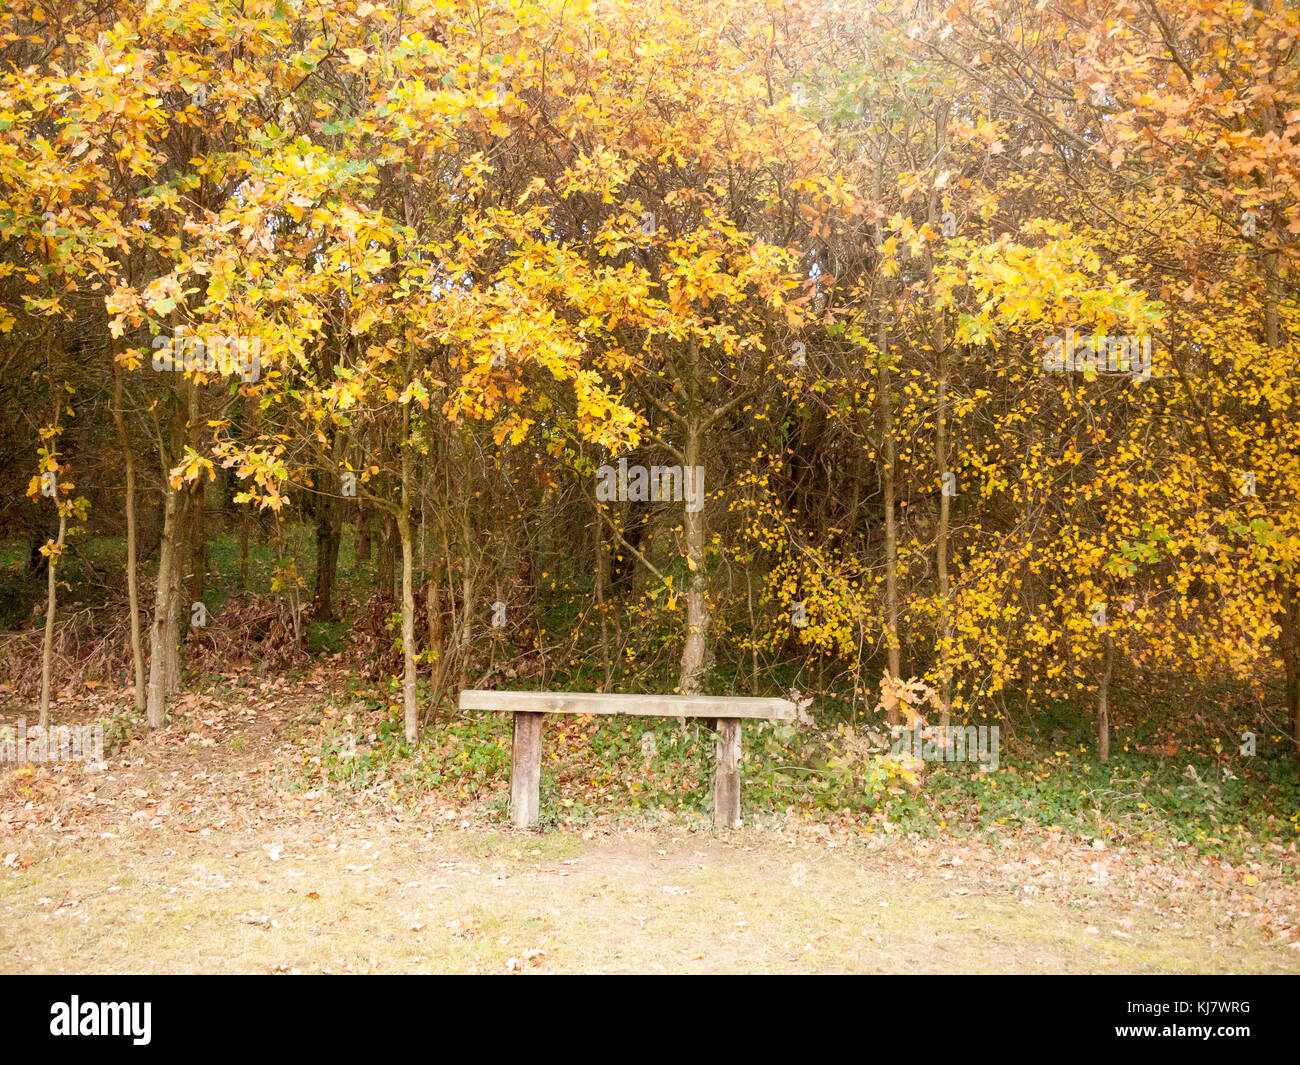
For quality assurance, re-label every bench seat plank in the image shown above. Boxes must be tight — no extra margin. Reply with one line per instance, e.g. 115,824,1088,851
459,689,794,721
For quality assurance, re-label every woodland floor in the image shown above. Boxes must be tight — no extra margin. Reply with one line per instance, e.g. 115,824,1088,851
2,672,1298,974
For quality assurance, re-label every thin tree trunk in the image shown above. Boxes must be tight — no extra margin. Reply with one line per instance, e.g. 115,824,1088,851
679,415,709,695
593,489,612,691
457,567,474,690
1280,579,1300,759
238,394,253,593
313,497,342,619
746,565,759,692
399,509,418,743
1098,636,1114,763
312,428,345,619
377,511,397,597
426,578,445,722
356,494,371,569
455,447,476,690
355,504,371,566
676,330,711,698
112,358,145,713
169,378,200,691
935,365,952,730
164,490,189,695
927,117,952,732
874,162,901,720
399,396,419,744
147,481,183,726
147,390,191,726
239,507,249,592
188,475,206,610
38,474,65,729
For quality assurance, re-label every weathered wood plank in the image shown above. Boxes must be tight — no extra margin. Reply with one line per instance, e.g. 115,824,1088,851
510,711,544,828
713,718,742,828
459,689,794,720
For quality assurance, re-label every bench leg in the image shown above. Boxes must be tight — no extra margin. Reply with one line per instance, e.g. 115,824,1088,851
510,711,544,828
713,718,742,828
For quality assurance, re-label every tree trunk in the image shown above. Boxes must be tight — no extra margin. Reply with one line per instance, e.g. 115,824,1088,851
426,578,445,720
1098,636,1114,763
171,378,200,689
238,394,253,593
594,490,613,692
377,511,397,598
38,479,65,729
877,296,901,708
147,481,185,726
312,430,345,619
112,359,145,713
455,460,476,690
188,475,206,611
1279,579,1300,759
926,119,952,733
398,399,419,744
164,485,189,695
874,160,901,721
355,504,371,566
313,495,342,620
935,366,952,730
147,391,192,726
239,506,249,592
678,416,709,695
398,510,418,743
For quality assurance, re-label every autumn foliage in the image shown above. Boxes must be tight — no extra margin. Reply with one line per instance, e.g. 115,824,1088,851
0,0,1297,762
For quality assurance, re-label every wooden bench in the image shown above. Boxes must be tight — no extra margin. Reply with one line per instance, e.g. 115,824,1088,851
457,690,796,828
